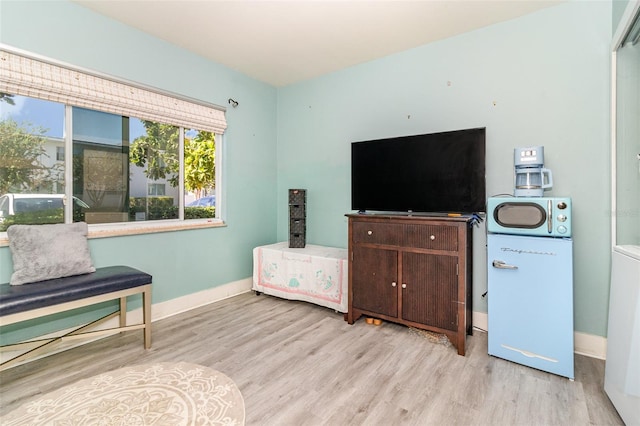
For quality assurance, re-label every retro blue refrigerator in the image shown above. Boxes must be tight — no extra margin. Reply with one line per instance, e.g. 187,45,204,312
487,233,574,379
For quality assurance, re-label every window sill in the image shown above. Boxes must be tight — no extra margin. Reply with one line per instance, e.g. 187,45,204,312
0,219,226,247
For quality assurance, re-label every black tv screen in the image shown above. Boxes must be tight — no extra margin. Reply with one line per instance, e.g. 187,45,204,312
351,127,486,214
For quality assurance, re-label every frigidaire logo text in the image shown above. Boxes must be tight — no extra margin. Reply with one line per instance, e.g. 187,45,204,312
500,247,556,256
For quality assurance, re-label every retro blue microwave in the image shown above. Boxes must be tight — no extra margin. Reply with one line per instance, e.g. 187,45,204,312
487,196,572,238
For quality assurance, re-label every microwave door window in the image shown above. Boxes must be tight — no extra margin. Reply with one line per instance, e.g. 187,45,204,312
495,203,546,228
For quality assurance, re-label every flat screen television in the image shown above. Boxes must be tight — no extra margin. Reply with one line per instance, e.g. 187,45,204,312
351,127,486,214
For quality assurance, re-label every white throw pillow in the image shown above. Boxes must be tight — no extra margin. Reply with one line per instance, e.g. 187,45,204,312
7,222,96,285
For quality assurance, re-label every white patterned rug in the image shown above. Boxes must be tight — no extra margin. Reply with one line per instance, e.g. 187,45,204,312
1,362,245,425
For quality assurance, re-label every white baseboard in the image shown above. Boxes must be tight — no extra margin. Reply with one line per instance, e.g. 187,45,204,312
85,276,254,329
472,310,608,360
473,311,488,332
3,284,609,369
1,278,253,368
154,299,608,360
68,277,254,332
574,331,607,360
147,277,253,323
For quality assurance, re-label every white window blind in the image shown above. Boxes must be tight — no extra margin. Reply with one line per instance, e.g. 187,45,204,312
0,48,226,134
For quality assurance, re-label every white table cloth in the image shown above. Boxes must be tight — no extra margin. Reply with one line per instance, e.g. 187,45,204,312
252,242,348,312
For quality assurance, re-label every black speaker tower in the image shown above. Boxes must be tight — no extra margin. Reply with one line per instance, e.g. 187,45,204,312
289,189,306,248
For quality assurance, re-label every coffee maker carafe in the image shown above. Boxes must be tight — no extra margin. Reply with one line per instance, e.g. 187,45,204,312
514,146,553,197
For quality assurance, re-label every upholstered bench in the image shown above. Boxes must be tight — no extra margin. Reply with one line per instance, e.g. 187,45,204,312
0,266,152,371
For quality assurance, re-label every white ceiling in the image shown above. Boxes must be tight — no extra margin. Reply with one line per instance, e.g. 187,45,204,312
74,0,563,87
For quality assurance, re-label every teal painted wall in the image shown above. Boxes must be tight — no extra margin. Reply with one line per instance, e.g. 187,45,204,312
276,1,613,337
0,0,615,341
613,0,632,30
0,0,278,342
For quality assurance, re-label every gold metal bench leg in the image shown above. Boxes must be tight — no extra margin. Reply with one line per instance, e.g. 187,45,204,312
143,285,152,349
119,296,127,328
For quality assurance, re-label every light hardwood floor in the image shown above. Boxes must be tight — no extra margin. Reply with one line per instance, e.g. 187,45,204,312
0,292,624,425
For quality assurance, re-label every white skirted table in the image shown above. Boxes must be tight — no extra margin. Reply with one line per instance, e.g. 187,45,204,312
252,242,348,313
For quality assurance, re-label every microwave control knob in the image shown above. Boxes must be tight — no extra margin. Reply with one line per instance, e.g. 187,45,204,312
557,214,567,222
558,225,567,234
557,202,567,209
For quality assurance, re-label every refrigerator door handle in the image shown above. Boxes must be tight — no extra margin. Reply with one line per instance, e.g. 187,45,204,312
492,260,519,270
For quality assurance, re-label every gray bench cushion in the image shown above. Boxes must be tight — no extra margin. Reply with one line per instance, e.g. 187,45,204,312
0,266,152,316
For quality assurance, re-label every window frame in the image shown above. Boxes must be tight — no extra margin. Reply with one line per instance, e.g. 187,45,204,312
0,46,226,246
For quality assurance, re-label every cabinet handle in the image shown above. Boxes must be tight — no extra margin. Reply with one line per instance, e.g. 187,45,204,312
367,230,373,235
430,235,435,240
401,283,407,289
391,282,397,287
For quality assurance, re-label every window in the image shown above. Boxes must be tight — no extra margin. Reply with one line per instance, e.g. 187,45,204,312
0,95,221,230
148,184,166,196
0,96,67,227
0,48,226,234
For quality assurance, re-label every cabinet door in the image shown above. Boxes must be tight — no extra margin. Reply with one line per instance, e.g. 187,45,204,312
352,246,398,318
402,252,458,331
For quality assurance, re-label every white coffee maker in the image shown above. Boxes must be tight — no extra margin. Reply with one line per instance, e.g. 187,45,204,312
514,146,553,197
